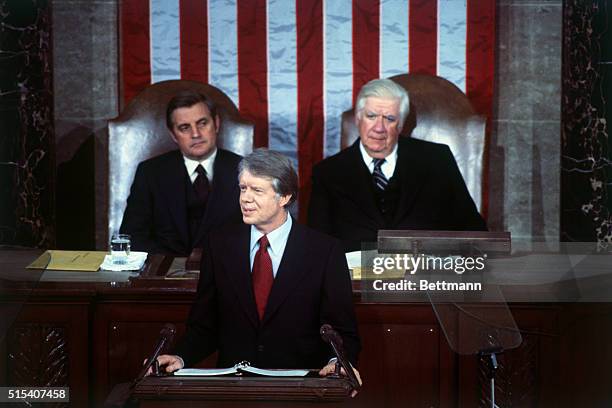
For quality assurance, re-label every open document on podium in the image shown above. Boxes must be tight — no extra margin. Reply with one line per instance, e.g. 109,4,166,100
175,361,309,377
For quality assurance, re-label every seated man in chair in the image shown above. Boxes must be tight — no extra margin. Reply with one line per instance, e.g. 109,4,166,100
308,78,486,252
120,90,242,255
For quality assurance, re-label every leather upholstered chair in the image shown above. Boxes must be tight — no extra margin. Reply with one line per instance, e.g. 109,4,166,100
341,73,486,213
105,80,253,246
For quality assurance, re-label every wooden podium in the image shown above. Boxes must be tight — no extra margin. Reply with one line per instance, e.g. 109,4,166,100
130,375,354,407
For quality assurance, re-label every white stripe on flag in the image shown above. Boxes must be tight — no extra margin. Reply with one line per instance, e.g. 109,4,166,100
267,0,298,161
323,0,353,157
208,0,239,106
150,0,181,83
380,0,409,79
437,0,467,91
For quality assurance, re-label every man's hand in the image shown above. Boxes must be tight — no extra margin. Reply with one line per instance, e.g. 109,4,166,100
319,362,363,397
144,354,184,375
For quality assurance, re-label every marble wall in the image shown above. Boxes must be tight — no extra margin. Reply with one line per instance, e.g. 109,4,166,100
562,1,612,246
0,0,55,248
44,0,564,249
488,0,562,243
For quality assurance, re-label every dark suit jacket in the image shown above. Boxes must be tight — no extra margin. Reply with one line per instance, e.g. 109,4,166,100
173,220,361,369
308,138,487,252
120,148,242,256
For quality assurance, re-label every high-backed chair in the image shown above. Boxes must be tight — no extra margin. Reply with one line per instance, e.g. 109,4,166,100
341,73,486,213
105,80,253,246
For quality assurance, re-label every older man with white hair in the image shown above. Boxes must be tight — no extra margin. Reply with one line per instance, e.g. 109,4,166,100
308,78,486,252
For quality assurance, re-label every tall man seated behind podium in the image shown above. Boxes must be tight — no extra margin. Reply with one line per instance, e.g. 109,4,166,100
156,149,361,383
308,78,487,252
120,91,242,256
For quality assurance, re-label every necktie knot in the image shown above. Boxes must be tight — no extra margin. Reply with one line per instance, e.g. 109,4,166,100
258,235,269,250
195,164,206,178
373,158,385,170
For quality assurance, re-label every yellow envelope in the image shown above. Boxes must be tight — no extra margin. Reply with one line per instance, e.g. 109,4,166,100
27,250,107,272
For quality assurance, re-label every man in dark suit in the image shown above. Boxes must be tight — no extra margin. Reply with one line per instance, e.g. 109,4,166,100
308,78,487,252
156,149,361,382
120,91,242,256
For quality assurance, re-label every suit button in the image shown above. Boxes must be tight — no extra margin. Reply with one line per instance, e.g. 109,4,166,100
257,345,264,352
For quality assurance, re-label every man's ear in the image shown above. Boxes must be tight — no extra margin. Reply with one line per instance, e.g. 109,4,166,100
354,110,361,126
279,194,292,208
169,128,178,144
214,114,221,133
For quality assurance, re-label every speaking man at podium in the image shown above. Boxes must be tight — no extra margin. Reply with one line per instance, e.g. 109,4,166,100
156,149,361,381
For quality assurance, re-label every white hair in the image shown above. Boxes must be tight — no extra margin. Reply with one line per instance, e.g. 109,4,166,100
355,78,410,128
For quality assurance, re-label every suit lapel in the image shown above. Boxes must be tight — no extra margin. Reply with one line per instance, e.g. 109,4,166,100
223,223,260,328
392,139,427,224
340,142,385,225
159,152,190,247
262,221,309,324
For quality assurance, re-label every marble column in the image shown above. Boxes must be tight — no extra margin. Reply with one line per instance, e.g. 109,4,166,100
0,0,55,247
52,0,118,249
489,0,562,244
561,1,612,246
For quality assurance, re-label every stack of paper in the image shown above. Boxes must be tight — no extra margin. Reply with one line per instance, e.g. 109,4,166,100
100,252,148,271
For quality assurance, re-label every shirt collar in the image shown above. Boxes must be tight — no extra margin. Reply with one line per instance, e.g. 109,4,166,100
359,141,398,171
250,213,293,256
183,148,217,180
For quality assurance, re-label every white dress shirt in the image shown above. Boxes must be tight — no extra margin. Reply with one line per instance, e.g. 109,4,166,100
359,142,398,180
183,148,217,183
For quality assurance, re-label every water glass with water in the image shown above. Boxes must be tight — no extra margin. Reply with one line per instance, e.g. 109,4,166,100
110,234,131,265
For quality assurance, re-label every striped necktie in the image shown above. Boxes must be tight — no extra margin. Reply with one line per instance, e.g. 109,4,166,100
372,158,388,191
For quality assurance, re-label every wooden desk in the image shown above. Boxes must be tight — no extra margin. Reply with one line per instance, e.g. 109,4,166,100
1,249,611,407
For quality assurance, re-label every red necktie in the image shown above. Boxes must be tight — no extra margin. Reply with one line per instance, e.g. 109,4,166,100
252,235,273,320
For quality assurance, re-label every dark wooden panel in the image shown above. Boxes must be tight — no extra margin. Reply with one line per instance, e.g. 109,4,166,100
3,303,89,408
560,303,612,408
357,322,442,407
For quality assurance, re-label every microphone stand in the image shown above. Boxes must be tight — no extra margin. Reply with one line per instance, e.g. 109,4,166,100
104,323,176,408
134,323,176,382
320,324,361,391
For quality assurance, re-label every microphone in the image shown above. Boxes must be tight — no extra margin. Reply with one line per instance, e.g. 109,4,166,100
135,323,176,382
104,324,176,408
320,324,360,390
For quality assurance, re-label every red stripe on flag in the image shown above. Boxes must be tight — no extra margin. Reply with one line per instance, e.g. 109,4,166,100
120,0,151,106
466,0,495,118
180,0,208,82
466,0,495,219
296,0,324,222
352,0,380,103
409,0,437,75
237,0,269,148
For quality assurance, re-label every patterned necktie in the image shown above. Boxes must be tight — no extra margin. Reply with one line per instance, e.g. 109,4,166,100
372,158,388,191
193,164,210,203
252,235,273,320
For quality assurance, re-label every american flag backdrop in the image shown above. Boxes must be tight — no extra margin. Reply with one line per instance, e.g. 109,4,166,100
120,0,495,217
